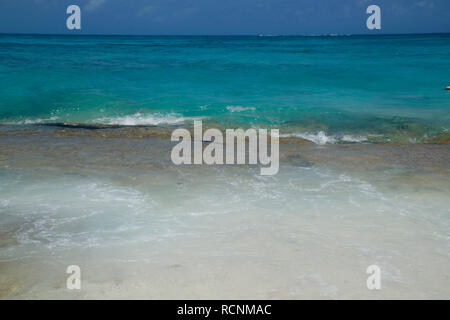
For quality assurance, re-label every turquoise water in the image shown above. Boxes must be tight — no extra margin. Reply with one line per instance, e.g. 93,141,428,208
1,34,450,143
1,34,450,299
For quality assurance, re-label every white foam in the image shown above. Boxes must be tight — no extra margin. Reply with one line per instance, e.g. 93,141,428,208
0,199,10,208
226,105,256,113
4,116,59,125
94,113,201,126
279,131,368,145
341,135,368,143
279,131,335,145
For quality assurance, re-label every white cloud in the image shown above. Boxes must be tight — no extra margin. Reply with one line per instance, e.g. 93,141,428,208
86,0,108,12
138,5,157,16
415,1,435,8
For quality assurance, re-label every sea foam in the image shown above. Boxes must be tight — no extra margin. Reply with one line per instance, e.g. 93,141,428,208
226,106,256,113
280,131,368,145
94,113,201,126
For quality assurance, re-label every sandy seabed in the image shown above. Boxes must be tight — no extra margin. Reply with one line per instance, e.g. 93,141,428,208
0,125,449,299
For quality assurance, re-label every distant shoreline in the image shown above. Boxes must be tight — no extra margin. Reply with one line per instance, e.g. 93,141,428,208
1,32,450,37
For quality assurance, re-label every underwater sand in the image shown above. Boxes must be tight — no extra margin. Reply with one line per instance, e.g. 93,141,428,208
0,125,449,299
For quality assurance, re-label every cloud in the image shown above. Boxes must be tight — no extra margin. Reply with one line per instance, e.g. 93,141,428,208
85,0,107,12
138,5,157,16
415,1,435,8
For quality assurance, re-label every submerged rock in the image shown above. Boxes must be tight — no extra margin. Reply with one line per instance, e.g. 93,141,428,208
286,154,314,167
426,132,450,144
279,137,314,145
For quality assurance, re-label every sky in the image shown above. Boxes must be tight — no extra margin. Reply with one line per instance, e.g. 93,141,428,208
0,0,449,35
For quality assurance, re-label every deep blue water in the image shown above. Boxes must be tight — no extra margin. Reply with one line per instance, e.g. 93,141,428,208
1,34,449,143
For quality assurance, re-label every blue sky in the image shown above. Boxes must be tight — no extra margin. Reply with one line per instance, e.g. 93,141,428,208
0,0,449,35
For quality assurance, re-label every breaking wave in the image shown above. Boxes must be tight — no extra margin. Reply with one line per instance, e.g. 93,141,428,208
93,113,202,126
226,106,256,113
279,131,369,145
4,116,59,125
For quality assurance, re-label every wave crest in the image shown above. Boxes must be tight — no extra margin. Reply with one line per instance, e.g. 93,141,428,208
280,131,368,145
94,113,200,126
226,106,256,113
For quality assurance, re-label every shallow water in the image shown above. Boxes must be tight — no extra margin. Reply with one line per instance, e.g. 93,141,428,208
0,126,449,299
1,33,450,299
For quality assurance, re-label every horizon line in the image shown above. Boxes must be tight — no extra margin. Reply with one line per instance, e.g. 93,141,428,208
1,31,450,37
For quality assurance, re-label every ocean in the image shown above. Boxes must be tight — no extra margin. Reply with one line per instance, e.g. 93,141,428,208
0,34,449,299
1,33,449,143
